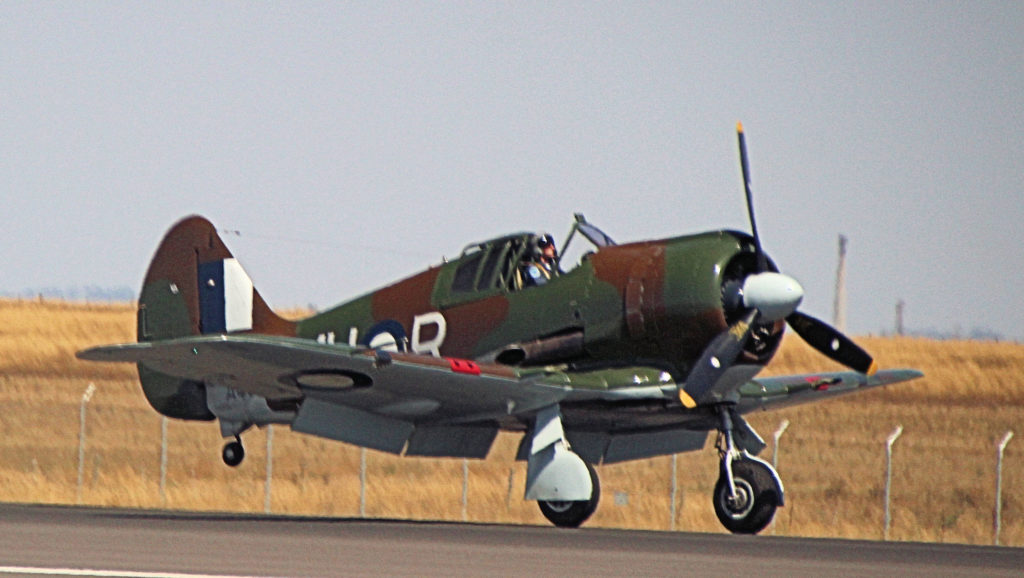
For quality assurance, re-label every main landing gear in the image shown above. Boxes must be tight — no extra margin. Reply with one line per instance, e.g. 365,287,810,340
713,407,782,534
537,461,601,528
222,436,245,467
526,405,601,528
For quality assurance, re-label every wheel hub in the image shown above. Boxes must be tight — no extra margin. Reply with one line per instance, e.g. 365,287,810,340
721,479,755,520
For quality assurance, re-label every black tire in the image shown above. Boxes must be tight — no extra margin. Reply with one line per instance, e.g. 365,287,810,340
222,440,245,467
713,458,778,534
538,461,601,528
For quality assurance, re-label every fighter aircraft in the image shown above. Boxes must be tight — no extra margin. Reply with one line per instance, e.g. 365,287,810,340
78,125,922,534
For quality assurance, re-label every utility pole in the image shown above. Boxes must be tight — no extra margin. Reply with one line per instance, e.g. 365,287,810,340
896,300,905,336
833,235,847,332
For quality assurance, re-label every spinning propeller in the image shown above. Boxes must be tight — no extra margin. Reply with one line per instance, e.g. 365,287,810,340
677,124,877,409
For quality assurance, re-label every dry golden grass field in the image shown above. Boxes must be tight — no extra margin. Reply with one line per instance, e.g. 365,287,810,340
1,298,1022,545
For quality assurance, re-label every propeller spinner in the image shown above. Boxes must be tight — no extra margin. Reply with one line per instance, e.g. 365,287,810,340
678,124,877,409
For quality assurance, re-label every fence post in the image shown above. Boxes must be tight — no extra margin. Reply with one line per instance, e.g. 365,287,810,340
160,416,168,507
462,458,469,522
77,383,96,504
884,425,903,540
264,425,273,514
995,431,1014,546
359,447,367,518
506,467,515,510
772,419,790,471
670,453,678,531
770,420,790,534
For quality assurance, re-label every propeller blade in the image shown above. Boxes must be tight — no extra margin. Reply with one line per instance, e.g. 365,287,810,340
737,122,768,273
679,309,759,409
729,124,878,386
786,310,878,375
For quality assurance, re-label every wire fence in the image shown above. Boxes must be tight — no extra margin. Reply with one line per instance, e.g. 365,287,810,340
65,382,1020,545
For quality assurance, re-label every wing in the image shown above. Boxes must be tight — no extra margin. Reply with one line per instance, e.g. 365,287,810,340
736,369,924,414
82,336,711,464
79,335,574,457
529,367,923,465
79,336,922,463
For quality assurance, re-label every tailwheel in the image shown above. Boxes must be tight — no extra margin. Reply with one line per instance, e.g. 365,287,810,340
222,437,245,467
538,461,601,528
713,457,778,534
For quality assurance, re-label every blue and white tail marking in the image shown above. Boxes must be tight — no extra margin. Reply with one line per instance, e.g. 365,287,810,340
198,258,254,334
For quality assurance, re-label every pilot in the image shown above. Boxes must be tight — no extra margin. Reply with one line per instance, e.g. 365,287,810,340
522,234,558,287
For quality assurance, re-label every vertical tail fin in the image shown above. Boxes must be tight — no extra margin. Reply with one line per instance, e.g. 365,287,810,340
136,215,296,419
139,215,295,340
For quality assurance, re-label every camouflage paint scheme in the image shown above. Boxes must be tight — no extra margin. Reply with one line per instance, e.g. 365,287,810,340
304,231,761,370
80,126,923,534
82,209,920,534
125,215,909,433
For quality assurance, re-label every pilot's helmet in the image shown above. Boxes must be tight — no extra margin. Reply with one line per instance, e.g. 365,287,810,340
535,234,556,254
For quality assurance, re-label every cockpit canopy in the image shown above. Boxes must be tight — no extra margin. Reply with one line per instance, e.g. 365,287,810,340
450,214,615,295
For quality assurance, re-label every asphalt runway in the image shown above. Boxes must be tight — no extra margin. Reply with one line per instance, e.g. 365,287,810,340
0,504,1021,577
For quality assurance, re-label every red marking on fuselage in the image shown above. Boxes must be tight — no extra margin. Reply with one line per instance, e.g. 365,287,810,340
448,358,482,375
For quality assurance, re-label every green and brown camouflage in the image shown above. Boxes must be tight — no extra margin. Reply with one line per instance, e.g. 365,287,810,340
133,214,783,420
299,227,774,374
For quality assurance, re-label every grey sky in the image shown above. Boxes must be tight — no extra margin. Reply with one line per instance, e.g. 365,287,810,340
3,2,1022,340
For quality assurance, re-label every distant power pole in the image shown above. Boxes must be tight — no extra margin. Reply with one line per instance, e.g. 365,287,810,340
896,300,905,336
833,235,848,332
